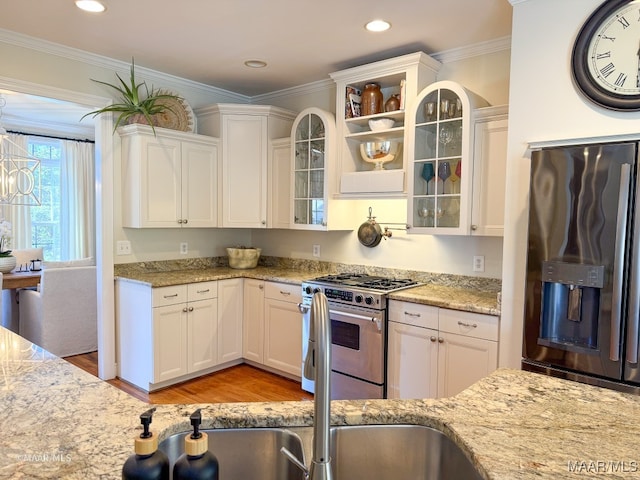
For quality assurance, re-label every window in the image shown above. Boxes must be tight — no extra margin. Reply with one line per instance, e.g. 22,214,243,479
29,138,62,260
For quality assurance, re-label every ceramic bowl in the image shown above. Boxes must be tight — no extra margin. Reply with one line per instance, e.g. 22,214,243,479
227,247,261,269
368,118,395,131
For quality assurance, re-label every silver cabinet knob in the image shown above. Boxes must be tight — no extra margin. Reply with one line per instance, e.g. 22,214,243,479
183,307,188,313
183,219,188,224
430,336,437,342
438,337,444,343
471,224,478,231
177,219,183,224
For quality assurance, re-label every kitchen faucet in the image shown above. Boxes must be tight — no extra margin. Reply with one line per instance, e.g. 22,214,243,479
281,291,333,480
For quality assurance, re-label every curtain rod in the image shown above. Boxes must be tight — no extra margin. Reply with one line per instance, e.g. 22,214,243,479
7,130,95,144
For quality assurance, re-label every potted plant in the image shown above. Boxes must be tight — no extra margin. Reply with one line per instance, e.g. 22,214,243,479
82,58,181,134
0,220,16,273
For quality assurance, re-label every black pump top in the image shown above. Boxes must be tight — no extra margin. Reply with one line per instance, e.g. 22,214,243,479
190,409,202,439
139,407,156,439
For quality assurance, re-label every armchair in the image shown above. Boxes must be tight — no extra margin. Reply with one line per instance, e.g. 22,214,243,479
19,265,97,357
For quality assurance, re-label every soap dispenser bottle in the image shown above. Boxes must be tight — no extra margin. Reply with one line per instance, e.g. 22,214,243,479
173,409,219,480
122,407,170,480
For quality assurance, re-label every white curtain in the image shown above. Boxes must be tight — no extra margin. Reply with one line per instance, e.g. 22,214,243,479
60,140,95,260
0,133,32,249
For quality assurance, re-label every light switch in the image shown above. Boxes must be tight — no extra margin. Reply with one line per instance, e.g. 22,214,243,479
116,240,132,255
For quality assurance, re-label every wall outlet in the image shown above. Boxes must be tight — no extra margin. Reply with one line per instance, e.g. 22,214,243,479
473,255,485,272
116,240,131,255
312,244,321,258
180,242,188,254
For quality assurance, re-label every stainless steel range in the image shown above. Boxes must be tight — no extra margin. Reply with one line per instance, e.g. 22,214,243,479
300,273,420,399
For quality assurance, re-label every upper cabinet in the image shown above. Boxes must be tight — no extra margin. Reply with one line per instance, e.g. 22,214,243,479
406,81,489,235
120,124,218,228
290,107,354,230
196,104,296,228
329,52,441,197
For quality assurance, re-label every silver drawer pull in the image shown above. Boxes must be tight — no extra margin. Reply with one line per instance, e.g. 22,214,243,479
163,293,179,299
197,289,210,294
404,311,421,317
458,321,478,328
279,291,291,296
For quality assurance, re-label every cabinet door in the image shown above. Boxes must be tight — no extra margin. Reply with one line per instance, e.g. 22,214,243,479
217,278,243,364
387,321,438,399
187,298,218,373
268,138,291,229
243,279,265,363
153,303,188,382
471,116,508,236
437,331,498,398
221,114,268,227
264,297,302,377
137,135,182,228
182,140,218,227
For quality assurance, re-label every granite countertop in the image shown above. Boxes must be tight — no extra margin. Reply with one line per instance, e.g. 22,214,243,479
114,257,500,315
2,325,640,479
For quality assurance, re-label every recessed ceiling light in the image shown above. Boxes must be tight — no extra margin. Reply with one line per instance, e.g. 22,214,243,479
244,60,267,69
365,19,391,32
75,1,106,13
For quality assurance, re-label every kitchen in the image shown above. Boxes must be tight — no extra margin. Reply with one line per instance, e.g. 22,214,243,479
3,0,640,478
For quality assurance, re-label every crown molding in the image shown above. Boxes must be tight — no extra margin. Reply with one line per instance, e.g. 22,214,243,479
253,78,335,103
0,28,248,104
508,0,529,5
432,36,512,64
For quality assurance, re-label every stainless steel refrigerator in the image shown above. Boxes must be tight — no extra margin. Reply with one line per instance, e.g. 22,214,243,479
523,141,640,392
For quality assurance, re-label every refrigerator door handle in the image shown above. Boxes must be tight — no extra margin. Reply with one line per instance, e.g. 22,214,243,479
611,163,631,362
627,163,640,365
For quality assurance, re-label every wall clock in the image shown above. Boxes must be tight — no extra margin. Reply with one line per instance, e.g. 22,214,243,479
572,0,640,111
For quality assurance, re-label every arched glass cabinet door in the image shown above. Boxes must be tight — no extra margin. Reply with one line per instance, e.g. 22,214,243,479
290,107,335,230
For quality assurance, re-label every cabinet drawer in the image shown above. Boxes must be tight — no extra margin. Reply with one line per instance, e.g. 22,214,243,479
188,281,218,301
264,281,302,304
439,309,498,341
388,300,438,330
153,285,188,307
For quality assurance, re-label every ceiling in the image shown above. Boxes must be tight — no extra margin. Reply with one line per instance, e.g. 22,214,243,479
0,0,512,135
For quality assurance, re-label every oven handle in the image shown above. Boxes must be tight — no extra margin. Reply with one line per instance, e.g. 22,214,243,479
298,303,309,314
329,309,382,331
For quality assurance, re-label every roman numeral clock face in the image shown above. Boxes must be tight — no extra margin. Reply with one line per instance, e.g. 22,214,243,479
573,0,640,110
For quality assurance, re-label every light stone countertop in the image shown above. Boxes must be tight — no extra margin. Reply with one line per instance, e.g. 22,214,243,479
114,258,500,316
2,325,640,479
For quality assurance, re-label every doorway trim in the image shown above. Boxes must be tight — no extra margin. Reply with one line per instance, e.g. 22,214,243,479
0,75,116,379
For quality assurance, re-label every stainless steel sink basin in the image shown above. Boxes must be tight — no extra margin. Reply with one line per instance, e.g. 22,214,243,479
159,424,483,480
158,428,306,480
328,424,483,480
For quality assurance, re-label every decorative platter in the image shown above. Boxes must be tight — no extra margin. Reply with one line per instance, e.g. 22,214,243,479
150,90,196,132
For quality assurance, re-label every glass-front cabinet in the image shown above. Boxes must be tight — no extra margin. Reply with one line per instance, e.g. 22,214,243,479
290,108,353,230
407,81,487,235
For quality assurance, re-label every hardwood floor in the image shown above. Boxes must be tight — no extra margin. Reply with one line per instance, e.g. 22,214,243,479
64,351,313,404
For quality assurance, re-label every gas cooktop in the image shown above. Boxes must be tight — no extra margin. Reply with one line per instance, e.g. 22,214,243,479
308,273,420,292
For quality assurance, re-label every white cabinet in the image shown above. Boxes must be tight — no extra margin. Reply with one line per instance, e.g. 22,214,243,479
196,104,296,228
387,300,498,399
290,107,354,230
268,137,292,229
243,278,265,363
470,106,508,236
407,81,489,235
119,124,218,228
263,282,303,377
116,280,220,392
242,279,303,378
329,52,441,195
217,278,243,364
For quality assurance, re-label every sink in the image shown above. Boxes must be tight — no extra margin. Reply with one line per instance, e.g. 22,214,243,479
328,424,483,480
158,428,306,480
159,424,483,480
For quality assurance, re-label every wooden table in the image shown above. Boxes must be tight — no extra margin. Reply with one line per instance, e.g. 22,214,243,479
3,271,41,289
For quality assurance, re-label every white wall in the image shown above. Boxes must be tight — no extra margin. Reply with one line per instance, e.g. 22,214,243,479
501,0,640,368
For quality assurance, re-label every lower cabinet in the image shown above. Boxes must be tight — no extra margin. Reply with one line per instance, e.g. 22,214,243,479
243,279,302,378
387,300,498,399
118,279,245,392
